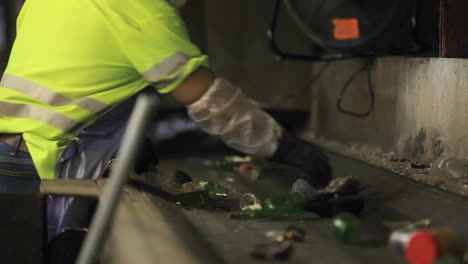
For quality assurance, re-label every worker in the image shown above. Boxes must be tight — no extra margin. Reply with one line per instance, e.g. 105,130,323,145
0,0,331,235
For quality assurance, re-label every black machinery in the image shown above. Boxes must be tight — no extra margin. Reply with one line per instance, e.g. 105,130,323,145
268,0,466,61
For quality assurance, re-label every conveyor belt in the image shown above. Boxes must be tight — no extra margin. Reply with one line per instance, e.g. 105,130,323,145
100,153,468,264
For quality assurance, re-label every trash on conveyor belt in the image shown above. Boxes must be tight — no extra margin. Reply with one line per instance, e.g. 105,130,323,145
239,193,262,211
291,179,319,201
321,176,362,195
265,230,286,242
389,227,466,264
181,180,209,193
173,181,234,210
216,156,262,180
232,192,305,220
237,162,261,180
284,226,306,242
173,191,234,210
182,181,201,193
217,155,289,179
292,176,364,200
205,181,229,200
292,176,365,217
250,240,294,260
174,170,193,184
433,156,468,179
217,156,253,172
265,226,306,243
333,212,361,244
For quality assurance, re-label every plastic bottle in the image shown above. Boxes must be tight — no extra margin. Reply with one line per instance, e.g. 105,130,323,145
432,156,468,179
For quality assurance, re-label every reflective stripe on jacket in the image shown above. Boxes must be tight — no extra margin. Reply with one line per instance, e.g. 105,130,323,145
0,0,208,179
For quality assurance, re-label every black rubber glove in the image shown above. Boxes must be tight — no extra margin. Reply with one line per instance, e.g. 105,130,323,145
269,131,332,188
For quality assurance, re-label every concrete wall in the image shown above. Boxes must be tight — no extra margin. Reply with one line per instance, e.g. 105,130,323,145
309,57,468,163
160,0,315,109
204,0,315,109
178,1,468,165
162,0,315,109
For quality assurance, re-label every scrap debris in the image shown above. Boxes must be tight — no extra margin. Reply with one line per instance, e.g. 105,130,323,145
167,156,468,263
232,192,305,220
217,155,289,180
321,176,362,195
291,179,319,201
217,156,253,172
389,227,466,264
181,180,208,193
173,191,234,211
206,181,229,200
216,156,262,180
292,176,365,217
237,162,261,180
265,226,306,243
234,176,366,220
239,193,262,211
284,226,306,242
251,226,305,260
182,181,200,193
265,230,286,242
172,177,234,210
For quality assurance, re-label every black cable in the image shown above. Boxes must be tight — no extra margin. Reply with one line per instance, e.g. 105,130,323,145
336,58,375,118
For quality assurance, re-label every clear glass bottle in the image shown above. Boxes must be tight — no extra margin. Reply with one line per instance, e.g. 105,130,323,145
432,156,468,179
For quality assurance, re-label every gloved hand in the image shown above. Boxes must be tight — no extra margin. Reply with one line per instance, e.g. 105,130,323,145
269,131,332,188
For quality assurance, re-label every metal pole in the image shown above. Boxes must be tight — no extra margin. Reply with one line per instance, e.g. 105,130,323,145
77,95,158,264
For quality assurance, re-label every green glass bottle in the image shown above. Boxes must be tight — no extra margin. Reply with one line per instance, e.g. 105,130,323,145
235,192,305,220
206,181,229,200
261,192,305,220
333,212,360,244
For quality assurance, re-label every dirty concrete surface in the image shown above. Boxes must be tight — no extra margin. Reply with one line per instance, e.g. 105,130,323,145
101,151,468,264
312,137,468,198
308,58,468,170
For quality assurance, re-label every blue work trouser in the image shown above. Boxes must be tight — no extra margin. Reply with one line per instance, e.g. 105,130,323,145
0,141,40,192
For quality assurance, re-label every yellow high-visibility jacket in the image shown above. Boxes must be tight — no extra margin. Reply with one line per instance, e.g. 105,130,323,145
0,0,208,179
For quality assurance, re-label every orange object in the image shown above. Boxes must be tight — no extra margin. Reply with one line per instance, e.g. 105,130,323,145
406,231,439,264
404,228,466,264
332,18,360,40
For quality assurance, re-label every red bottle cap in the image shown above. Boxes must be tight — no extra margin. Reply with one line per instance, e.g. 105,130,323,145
405,231,440,264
